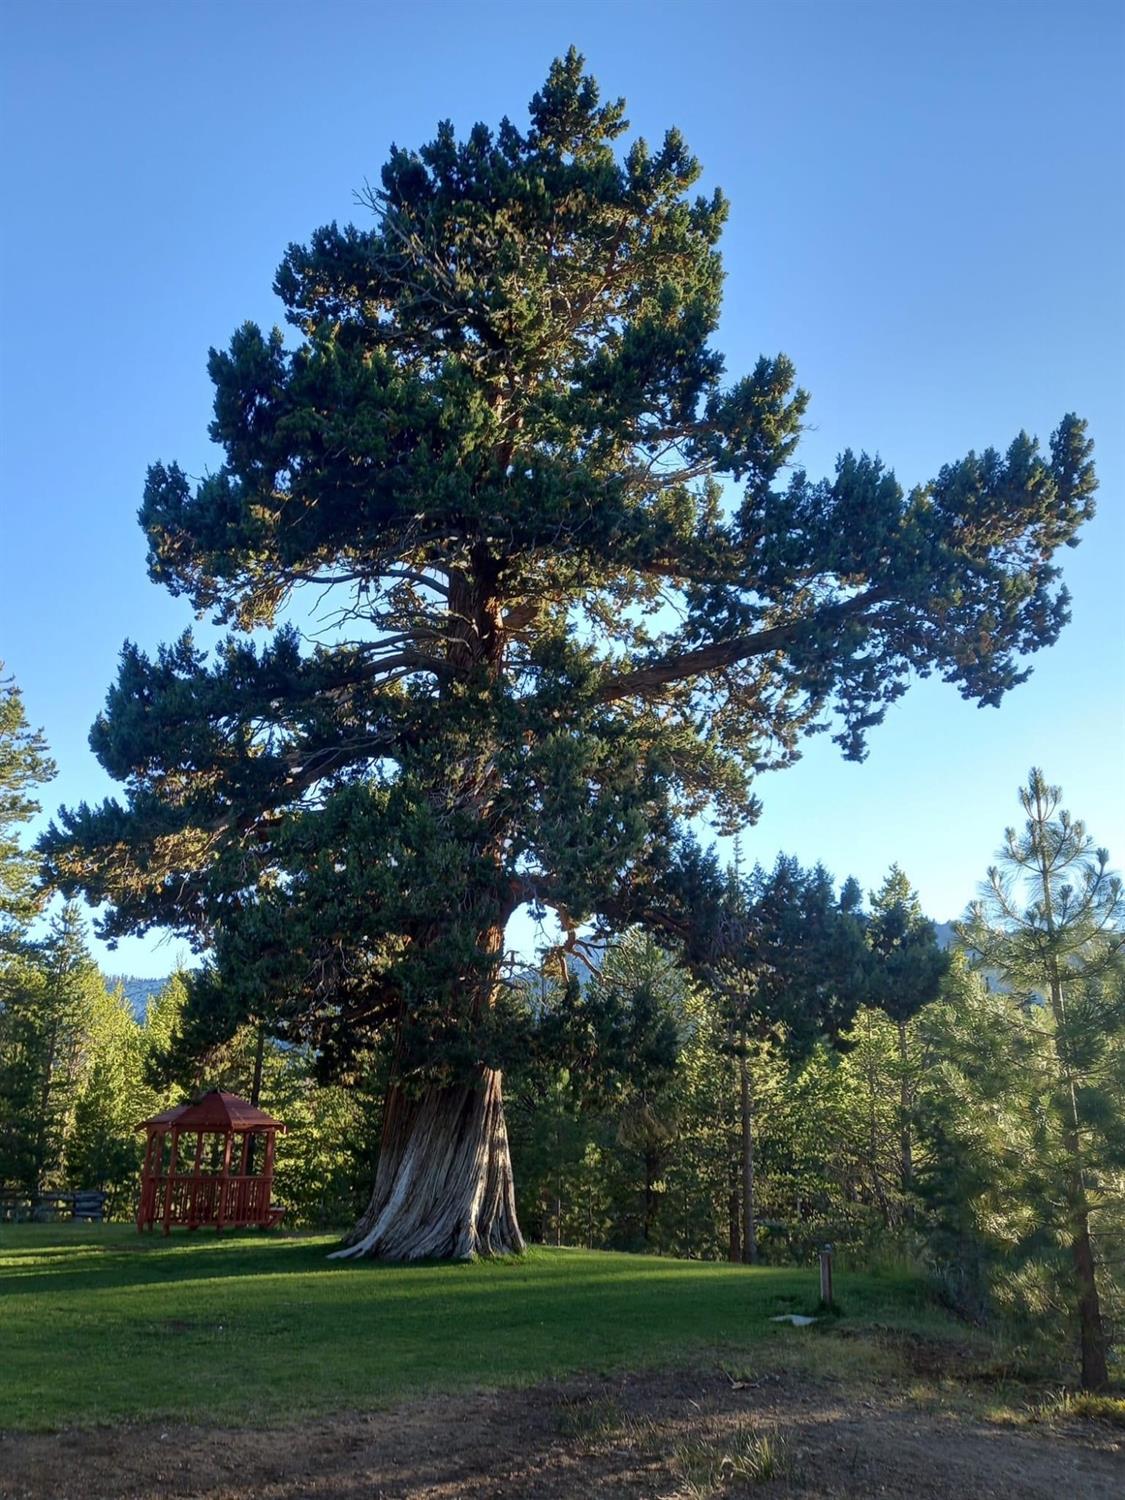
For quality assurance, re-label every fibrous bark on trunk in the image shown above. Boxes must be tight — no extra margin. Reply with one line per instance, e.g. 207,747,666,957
1071,1207,1109,1391
332,1066,524,1261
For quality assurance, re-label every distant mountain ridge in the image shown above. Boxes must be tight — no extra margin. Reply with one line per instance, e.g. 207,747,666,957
107,975,170,1020
934,921,958,950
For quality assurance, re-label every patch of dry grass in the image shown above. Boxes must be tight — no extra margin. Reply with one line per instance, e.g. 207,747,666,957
674,1422,798,1496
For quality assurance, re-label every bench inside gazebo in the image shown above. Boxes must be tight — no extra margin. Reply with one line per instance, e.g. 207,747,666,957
136,1090,287,1234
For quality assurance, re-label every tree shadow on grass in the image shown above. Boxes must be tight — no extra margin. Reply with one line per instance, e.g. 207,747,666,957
0,1228,342,1296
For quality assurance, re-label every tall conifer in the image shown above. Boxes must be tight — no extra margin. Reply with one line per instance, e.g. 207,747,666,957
961,771,1124,1390
42,56,1097,1258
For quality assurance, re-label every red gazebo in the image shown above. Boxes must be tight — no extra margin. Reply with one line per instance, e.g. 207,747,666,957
136,1090,287,1234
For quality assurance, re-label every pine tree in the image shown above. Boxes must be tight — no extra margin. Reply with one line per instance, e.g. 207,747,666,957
138,971,190,1083
960,770,1125,1390
65,981,144,1208
864,867,948,1195
661,981,739,1259
726,858,869,1262
914,953,1043,1324
41,54,1097,1259
0,904,109,1195
562,932,684,1247
0,666,55,956
0,955,49,1190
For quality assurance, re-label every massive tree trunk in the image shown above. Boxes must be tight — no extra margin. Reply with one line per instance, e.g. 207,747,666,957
333,1066,524,1261
331,584,528,1263
329,841,524,1262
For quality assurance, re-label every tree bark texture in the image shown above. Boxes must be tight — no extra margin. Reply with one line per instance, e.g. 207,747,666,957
1029,796,1110,1393
1070,1207,1110,1390
739,1037,758,1265
728,1187,741,1263
332,1067,524,1261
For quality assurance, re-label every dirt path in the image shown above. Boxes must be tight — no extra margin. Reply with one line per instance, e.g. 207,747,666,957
2,1367,1120,1499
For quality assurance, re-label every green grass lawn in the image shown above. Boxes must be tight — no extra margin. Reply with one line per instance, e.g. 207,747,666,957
0,1224,954,1430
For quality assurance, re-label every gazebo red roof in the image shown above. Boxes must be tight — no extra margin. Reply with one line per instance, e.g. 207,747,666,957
137,1090,286,1133
136,1102,189,1131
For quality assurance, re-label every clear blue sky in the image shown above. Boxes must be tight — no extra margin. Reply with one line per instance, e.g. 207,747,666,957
2,0,1122,976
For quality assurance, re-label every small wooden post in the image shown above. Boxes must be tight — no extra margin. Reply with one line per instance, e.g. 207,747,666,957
239,1131,251,1222
189,1130,205,1228
819,1243,834,1307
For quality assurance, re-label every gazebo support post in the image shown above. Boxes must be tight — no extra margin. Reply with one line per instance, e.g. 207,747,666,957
189,1129,205,1229
163,1127,180,1237
149,1128,163,1232
217,1130,233,1232
263,1130,276,1226
239,1132,251,1223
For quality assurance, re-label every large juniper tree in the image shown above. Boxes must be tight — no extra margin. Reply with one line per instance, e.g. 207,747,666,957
42,54,1097,1259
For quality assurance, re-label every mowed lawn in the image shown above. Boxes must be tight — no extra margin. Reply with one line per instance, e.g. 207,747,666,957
1,1225,946,1430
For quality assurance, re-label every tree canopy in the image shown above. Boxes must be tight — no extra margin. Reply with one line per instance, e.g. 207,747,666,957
39,54,1096,1254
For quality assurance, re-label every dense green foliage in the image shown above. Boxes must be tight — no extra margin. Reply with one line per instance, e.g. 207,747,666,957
0,668,55,954
507,911,938,1262
0,904,128,1197
2,54,1114,1376
39,53,1094,1110
938,773,1124,1387
0,686,383,1221
0,1225,948,1430
1,678,1120,1380
0,947,385,1225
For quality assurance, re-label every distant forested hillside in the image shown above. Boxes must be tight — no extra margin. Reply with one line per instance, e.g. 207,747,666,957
106,976,170,1019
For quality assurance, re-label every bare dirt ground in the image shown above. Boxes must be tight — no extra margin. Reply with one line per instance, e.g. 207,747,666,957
2,1356,1121,1500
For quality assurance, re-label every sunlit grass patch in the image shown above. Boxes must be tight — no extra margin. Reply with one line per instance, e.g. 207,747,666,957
0,1223,962,1431
1021,1388,1125,1428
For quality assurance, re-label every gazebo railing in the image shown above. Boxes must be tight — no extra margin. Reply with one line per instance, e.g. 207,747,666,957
141,1173,273,1228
